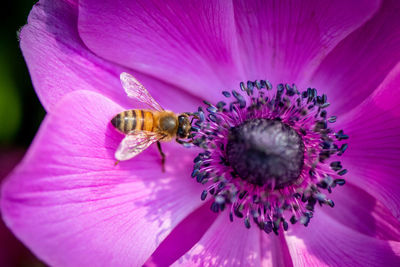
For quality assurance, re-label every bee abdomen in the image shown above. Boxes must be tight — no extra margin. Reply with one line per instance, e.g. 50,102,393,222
111,110,154,134
111,110,137,134
142,110,154,131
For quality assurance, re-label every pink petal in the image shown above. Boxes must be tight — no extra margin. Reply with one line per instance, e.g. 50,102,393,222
147,206,293,266
144,202,218,266
311,0,400,115
20,0,200,111
260,231,294,267
232,0,380,87
285,211,400,266
78,0,244,102
172,213,261,266
324,183,400,241
336,62,400,220
1,91,203,266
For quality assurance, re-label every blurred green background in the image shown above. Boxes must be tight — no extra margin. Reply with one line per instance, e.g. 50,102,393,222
1,1,46,266
0,0,45,149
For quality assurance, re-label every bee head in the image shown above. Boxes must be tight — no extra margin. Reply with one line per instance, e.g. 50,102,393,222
177,114,191,138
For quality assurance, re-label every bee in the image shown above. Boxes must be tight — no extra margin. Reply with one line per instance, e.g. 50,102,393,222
111,72,196,170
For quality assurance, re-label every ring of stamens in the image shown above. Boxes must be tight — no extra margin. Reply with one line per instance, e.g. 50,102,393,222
190,81,348,234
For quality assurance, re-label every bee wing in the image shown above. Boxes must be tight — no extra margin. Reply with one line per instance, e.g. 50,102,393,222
115,131,163,161
120,72,164,111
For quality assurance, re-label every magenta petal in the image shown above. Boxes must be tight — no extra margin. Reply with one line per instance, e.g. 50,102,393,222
285,212,400,266
145,202,218,266
78,0,244,102
260,231,293,266
336,62,400,220
324,183,400,241
233,0,380,86
311,0,400,114
20,0,200,111
172,213,261,266
20,0,123,111
1,91,202,266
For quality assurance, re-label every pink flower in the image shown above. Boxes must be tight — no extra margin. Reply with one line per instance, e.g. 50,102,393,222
2,0,400,266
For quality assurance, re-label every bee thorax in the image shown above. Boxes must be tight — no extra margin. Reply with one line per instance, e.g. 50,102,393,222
159,116,177,130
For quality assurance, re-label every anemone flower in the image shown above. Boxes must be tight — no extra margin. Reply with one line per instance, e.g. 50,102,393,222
2,0,400,266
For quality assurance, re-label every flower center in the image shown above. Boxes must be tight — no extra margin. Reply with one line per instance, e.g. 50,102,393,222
189,80,348,234
226,118,304,187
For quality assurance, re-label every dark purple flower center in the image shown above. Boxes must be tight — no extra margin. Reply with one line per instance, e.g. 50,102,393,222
189,80,349,234
226,118,304,187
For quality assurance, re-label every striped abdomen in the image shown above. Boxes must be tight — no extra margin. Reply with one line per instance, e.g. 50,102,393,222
111,109,154,134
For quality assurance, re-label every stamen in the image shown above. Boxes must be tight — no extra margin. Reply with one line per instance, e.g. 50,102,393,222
190,80,349,234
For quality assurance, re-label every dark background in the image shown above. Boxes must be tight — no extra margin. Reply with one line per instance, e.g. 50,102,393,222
1,0,45,149
1,1,46,266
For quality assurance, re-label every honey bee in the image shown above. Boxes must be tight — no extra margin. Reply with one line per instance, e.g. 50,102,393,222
111,72,195,170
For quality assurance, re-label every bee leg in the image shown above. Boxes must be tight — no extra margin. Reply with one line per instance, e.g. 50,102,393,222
184,112,200,121
157,141,166,172
175,138,185,145
176,138,193,147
